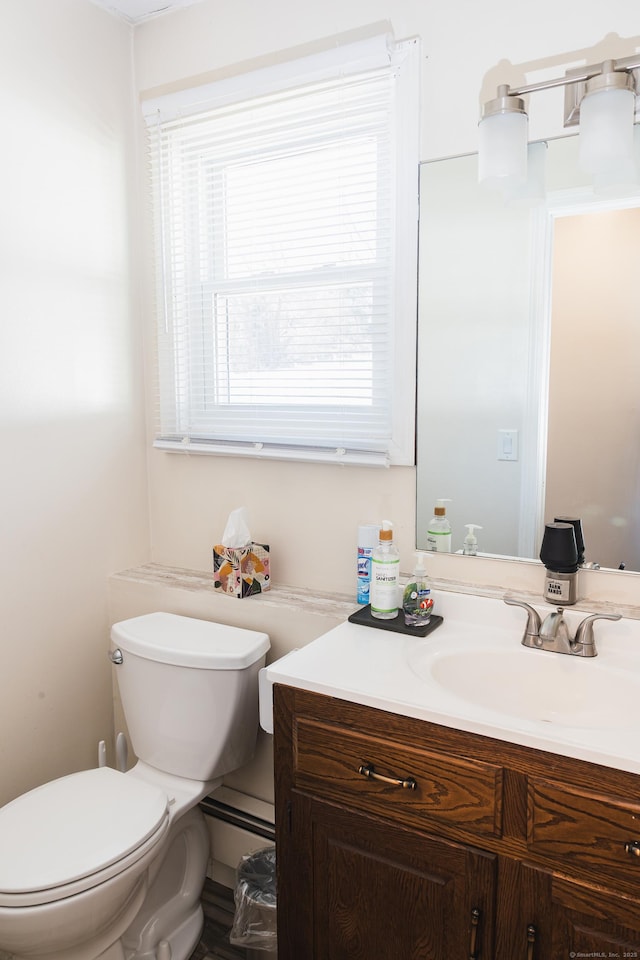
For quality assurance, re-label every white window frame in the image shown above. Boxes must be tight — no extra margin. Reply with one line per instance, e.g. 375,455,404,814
143,34,420,466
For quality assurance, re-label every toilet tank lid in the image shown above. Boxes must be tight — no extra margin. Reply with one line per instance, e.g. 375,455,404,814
111,612,270,669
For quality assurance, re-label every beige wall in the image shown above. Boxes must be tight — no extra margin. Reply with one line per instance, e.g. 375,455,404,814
0,0,149,806
547,207,640,571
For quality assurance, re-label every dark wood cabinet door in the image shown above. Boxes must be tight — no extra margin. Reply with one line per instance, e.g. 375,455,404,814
551,877,640,959
277,792,496,960
273,686,640,960
506,862,640,960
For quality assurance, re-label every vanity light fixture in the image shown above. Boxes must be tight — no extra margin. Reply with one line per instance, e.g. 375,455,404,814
479,54,640,196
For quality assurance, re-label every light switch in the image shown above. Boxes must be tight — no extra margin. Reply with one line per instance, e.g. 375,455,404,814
498,429,519,461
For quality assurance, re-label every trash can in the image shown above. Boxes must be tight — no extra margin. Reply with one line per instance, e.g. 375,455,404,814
229,845,277,957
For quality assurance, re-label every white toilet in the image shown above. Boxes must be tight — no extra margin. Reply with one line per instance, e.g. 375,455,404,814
0,612,270,960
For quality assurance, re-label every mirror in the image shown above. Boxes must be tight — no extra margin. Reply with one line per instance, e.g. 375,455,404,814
417,135,640,572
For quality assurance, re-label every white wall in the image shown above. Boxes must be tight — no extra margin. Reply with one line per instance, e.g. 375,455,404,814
133,0,640,599
0,0,149,806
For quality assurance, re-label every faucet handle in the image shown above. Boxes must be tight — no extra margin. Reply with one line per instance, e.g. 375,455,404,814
573,611,622,654
504,597,542,646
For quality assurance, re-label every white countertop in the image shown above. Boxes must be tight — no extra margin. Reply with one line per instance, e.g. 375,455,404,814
259,589,640,776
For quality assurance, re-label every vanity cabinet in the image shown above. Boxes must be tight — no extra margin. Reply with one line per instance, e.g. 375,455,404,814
273,685,640,959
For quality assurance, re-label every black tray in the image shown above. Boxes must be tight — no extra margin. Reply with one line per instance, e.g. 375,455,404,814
348,605,443,637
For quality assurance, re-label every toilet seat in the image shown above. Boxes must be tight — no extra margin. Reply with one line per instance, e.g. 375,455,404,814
0,767,169,908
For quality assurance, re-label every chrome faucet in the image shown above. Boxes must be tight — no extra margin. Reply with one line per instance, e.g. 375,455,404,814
504,597,621,657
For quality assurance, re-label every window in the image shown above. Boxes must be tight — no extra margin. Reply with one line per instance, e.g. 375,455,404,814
144,34,420,465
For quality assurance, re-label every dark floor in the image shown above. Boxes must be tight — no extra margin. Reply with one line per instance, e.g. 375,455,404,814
189,879,248,960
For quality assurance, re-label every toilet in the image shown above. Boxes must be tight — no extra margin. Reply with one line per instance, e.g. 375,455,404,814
0,612,270,960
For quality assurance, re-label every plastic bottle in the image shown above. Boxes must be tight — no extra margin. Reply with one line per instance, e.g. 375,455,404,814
463,524,483,556
370,521,400,620
357,523,379,605
403,552,434,627
426,499,452,553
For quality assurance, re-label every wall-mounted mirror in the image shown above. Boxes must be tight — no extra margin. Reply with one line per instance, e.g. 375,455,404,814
417,135,640,572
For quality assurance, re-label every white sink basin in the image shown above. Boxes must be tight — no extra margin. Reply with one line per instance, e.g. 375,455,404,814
259,591,640,776
408,638,640,729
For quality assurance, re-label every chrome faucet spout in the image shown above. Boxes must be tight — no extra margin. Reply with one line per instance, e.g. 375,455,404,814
539,608,573,654
503,597,622,658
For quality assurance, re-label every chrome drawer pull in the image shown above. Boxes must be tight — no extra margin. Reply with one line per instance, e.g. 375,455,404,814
357,763,417,790
625,840,640,857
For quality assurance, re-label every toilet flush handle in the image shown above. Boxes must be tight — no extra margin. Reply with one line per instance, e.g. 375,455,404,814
109,648,123,665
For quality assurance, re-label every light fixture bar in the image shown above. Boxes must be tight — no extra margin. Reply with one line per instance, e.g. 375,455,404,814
485,55,640,127
479,52,640,194
509,71,597,98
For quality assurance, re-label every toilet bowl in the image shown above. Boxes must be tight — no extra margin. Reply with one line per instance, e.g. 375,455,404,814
0,612,270,960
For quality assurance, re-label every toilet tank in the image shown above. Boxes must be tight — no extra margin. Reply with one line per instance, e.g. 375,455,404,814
110,613,270,782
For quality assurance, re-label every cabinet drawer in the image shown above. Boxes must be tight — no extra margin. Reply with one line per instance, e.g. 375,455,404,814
528,777,640,888
292,716,503,837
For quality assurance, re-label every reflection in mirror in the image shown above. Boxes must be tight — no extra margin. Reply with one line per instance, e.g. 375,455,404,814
416,135,640,572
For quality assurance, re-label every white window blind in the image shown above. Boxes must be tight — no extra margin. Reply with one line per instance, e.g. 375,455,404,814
144,35,420,466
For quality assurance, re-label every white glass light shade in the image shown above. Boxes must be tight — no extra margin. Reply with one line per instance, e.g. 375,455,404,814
478,110,528,190
579,86,636,177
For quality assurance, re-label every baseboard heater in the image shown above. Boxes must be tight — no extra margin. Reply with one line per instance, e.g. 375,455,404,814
200,796,276,842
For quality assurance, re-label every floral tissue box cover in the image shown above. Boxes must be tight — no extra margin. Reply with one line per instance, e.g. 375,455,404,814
213,542,271,598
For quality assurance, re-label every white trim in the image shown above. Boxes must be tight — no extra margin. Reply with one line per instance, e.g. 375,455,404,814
153,438,391,467
142,33,396,124
388,37,420,466
519,206,553,558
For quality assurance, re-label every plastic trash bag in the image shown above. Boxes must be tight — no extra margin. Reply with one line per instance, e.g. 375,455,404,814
229,845,277,952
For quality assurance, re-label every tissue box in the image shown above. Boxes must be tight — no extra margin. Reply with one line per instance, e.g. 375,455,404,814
213,542,271,598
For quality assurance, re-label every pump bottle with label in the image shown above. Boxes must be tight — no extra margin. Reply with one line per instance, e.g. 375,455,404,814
463,524,483,556
370,521,400,620
426,499,452,553
403,552,434,627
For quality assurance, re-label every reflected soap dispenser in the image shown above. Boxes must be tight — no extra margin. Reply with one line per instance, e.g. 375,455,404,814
463,524,483,556
426,499,452,552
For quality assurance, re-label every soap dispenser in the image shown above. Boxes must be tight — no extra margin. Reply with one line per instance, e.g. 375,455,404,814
463,524,483,556
426,499,452,553
403,553,434,627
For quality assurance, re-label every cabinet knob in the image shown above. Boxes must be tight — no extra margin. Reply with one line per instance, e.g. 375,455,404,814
357,763,417,790
625,840,640,858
